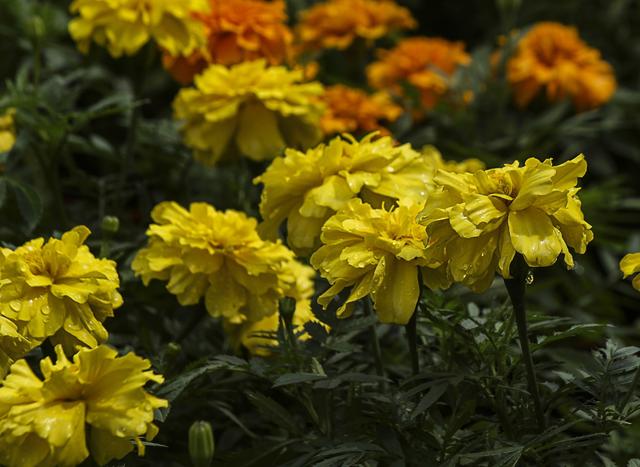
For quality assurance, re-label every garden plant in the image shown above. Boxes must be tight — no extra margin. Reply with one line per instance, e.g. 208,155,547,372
0,0,640,466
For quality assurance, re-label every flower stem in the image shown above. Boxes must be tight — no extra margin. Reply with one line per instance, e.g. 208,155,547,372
363,297,385,384
406,306,420,376
503,253,545,431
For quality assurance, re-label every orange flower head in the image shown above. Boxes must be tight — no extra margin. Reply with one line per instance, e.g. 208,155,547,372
506,22,616,111
163,0,293,84
297,0,416,51
320,85,402,135
367,37,471,110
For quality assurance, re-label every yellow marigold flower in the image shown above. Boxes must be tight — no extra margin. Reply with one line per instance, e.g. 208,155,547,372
367,37,471,110
255,133,434,255
0,226,122,352
230,305,326,356
0,345,167,467
297,0,416,51
621,253,640,291
420,154,593,292
506,22,616,111
311,198,428,324
422,145,486,174
132,201,304,324
0,316,32,380
0,108,16,153
225,260,328,355
173,59,324,165
163,0,293,84
320,85,402,136
68,0,207,58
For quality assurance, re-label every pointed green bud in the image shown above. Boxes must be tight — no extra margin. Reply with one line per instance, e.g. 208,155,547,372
189,420,214,467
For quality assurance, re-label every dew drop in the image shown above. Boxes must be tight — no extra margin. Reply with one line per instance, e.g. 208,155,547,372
526,271,534,285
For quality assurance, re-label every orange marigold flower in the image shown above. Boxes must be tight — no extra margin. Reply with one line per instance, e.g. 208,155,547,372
320,85,402,136
163,0,293,84
506,22,616,111
367,37,471,110
296,0,416,51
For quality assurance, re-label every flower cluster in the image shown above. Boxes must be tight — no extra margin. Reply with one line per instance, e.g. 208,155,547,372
163,0,294,84
0,226,122,353
621,253,640,291
506,22,616,111
173,59,324,165
0,108,16,153
320,85,402,136
132,201,311,325
0,345,167,467
367,37,471,110
255,133,434,255
420,155,593,291
296,0,415,51
69,0,207,57
311,199,430,324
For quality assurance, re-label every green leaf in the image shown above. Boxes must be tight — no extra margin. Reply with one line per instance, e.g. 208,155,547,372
412,381,449,419
272,372,327,388
156,361,226,403
245,391,299,434
5,176,43,232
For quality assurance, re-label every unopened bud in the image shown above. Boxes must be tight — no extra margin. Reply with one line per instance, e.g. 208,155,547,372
189,421,214,467
30,16,45,40
279,296,296,323
101,215,120,234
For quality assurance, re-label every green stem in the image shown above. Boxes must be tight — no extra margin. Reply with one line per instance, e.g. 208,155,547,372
363,297,385,384
406,307,419,376
503,253,545,431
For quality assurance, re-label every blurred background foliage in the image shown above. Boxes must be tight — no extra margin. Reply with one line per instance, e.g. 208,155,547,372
1,0,640,465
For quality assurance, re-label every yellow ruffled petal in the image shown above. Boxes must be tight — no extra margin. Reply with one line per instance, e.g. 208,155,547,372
508,208,563,267
372,258,419,325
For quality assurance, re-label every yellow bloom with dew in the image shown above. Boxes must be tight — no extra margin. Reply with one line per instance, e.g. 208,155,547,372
0,345,167,467
621,253,640,291
296,0,416,51
0,226,122,353
69,0,207,58
311,198,430,324
132,201,305,324
0,316,32,380
255,133,434,255
420,155,593,292
0,108,16,153
173,59,324,165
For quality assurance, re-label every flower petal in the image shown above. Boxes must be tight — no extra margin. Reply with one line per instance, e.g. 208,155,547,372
508,208,563,267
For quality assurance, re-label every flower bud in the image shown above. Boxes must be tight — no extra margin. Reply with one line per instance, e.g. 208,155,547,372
278,296,296,324
189,421,214,467
101,215,120,234
29,16,45,41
